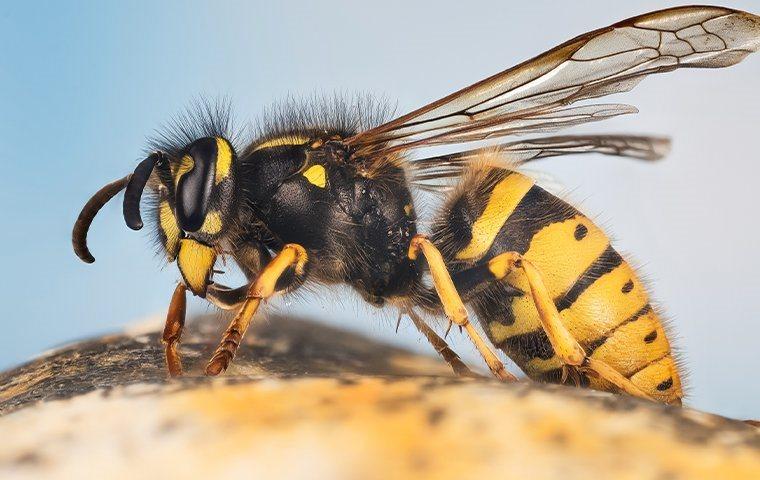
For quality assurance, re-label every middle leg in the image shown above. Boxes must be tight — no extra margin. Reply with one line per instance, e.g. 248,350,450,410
205,244,308,376
408,235,517,382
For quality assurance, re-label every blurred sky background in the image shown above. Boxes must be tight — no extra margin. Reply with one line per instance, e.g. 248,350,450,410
1,1,758,418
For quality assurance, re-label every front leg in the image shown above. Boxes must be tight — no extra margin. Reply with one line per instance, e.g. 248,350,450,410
205,244,308,376
162,283,187,377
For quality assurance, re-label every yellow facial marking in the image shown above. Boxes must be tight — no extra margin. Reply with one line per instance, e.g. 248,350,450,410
303,164,327,188
456,173,534,260
404,204,413,216
215,138,232,185
175,155,194,188
252,135,310,152
159,200,181,260
200,211,223,235
177,239,216,295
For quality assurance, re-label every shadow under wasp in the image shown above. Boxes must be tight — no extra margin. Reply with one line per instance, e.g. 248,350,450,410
73,6,759,405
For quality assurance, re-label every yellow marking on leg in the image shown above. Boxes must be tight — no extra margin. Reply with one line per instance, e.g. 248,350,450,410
159,200,180,260
206,244,308,375
455,173,534,261
252,135,310,152
215,137,233,184
561,263,648,343
177,239,216,296
520,258,587,366
409,235,517,381
302,164,327,188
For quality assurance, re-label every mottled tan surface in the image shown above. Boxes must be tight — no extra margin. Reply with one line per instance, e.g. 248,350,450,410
0,314,758,479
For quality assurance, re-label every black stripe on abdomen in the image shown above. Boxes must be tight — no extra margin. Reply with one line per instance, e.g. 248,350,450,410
555,245,623,311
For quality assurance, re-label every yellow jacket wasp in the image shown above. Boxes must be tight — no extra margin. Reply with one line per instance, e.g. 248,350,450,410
73,6,759,405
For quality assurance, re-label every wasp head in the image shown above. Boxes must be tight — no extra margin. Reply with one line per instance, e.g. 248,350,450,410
143,136,237,296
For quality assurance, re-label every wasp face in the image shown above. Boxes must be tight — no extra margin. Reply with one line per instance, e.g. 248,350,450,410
157,136,236,296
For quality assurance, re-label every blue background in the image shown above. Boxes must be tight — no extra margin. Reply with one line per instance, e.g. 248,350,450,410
1,1,758,418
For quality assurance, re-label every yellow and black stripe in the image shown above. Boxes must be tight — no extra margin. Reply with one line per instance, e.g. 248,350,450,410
432,166,684,404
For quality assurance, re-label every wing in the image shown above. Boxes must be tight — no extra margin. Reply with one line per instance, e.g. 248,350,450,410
346,6,760,156
410,134,671,190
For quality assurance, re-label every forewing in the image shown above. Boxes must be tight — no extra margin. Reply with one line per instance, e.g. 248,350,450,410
346,6,759,154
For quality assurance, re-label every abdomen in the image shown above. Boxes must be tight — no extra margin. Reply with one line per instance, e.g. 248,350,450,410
431,166,684,404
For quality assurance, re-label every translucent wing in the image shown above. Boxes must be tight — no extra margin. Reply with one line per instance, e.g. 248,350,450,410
346,6,760,155
410,134,671,190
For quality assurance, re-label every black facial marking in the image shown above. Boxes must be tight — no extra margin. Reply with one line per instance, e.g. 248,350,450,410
621,280,634,294
644,330,658,343
656,378,673,391
574,223,588,241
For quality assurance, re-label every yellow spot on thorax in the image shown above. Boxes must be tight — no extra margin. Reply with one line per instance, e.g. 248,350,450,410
177,239,216,296
456,173,534,260
215,138,232,184
252,135,310,152
303,164,327,188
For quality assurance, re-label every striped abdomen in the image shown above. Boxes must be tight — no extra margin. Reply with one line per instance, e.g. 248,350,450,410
431,166,684,404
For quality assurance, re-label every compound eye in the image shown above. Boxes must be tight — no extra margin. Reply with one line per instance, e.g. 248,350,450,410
175,137,217,232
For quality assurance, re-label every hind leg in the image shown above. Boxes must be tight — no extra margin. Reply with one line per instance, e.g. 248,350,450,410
465,251,652,400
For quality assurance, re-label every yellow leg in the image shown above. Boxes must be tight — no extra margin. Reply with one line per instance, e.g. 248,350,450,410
408,235,517,382
162,283,187,377
205,244,308,376
487,251,652,401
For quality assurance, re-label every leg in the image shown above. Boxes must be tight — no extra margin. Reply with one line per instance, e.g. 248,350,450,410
484,251,652,400
206,283,250,310
162,283,187,377
408,235,517,382
205,244,308,376
406,308,479,378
